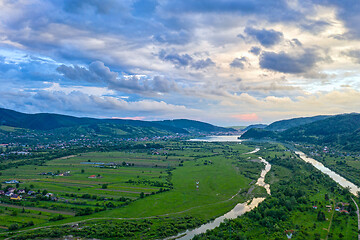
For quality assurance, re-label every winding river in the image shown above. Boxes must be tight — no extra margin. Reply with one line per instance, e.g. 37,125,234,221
168,140,271,240
182,136,360,239
295,150,360,196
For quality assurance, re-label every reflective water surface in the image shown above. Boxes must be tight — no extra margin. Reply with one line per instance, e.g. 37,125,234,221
296,151,360,196
188,135,243,142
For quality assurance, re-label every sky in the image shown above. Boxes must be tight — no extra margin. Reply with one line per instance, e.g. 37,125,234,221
1,0,360,126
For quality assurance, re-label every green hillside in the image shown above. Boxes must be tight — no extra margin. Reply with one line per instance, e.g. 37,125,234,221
265,115,329,131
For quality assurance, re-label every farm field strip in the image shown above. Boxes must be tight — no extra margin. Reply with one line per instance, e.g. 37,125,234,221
0,203,75,216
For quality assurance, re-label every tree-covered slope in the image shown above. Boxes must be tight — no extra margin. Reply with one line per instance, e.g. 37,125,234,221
279,113,360,147
240,128,278,139
0,108,235,137
243,124,268,131
265,115,329,131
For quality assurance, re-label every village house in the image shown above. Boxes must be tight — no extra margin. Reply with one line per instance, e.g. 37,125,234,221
45,193,54,198
10,194,21,200
0,190,4,195
18,189,25,194
5,192,13,197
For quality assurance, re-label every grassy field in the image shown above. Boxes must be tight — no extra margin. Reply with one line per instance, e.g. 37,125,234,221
1,141,359,239
0,141,265,236
194,143,359,240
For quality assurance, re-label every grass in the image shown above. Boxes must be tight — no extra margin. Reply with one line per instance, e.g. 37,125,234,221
0,141,259,235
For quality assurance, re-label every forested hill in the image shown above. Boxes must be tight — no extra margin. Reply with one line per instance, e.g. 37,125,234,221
281,113,360,149
241,113,360,150
265,115,329,131
0,108,233,135
243,124,268,131
153,119,235,133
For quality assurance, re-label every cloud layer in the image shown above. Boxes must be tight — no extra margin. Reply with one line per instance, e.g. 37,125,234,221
0,0,360,125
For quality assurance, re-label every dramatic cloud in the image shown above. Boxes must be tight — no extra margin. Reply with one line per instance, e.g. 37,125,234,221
158,50,215,69
1,0,360,125
244,27,283,47
57,61,178,94
158,50,193,68
259,49,323,74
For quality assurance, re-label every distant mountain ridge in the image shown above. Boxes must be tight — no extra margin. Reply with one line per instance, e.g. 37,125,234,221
265,115,330,131
0,108,234,135
241,113,360,150
243,124,268,131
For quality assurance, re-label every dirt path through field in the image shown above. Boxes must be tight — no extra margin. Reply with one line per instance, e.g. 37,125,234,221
351,197,360,240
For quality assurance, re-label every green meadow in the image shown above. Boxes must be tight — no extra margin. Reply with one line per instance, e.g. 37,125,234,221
0,141,264,237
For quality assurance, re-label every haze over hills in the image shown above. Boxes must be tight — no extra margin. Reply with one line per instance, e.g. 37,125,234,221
0,108,235,137
153,119,233,133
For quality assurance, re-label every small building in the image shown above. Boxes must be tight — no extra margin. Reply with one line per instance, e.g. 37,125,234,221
312,206,317,209
18,189,25,194
27,190,35,195
340,210,349,214
335,207,340,211
0,190,4,195
45,193,54,198
88,175,96,179
7,188,16,193
10,194,21,200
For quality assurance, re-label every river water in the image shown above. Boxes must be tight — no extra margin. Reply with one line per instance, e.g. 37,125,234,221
295,151,360,196
174,136,360,239
187,135,243,142
168,142,271,240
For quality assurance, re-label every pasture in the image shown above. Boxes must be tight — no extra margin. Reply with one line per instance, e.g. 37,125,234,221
0,141,262,231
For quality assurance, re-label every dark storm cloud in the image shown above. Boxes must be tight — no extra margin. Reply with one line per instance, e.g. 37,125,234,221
230,57,247,69
244,27,284,47
259,49,323,74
